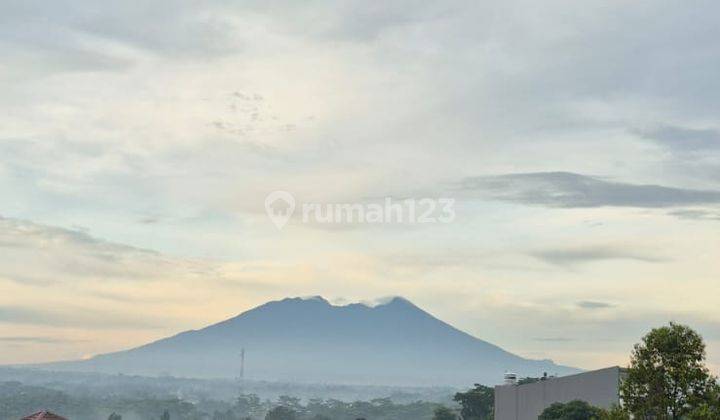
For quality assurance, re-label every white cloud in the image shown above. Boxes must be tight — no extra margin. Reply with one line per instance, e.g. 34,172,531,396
1,0,720,370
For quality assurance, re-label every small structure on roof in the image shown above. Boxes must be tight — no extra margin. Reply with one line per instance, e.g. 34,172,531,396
21,411,68,420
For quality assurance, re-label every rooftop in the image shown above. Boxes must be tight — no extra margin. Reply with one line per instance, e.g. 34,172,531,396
21,411,68,420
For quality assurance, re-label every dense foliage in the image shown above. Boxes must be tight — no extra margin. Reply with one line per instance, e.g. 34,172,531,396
621,323,718,419
264,406,298,420
538,401,633,420
538,400,603,420
431,405,457,420
452,384,493,420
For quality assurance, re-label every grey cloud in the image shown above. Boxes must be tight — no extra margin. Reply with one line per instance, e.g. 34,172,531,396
0,215,197,287
137,216,161,225
533,337,574,342
0,304,177,330
0,336,82,344
530,245,668,266
0,0,266,65
0,14,133,79
0,39,133,78
667,209,720,221
0,215,152,254
304,1,448,42
214,0,450,42
479,302,720,363
460,172,720,208
635,125,720,153
577,301,616,310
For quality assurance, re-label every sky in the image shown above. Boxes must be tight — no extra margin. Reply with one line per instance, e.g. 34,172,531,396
1,0,720,374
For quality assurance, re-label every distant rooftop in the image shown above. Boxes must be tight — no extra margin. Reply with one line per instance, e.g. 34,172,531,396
21,411,68,420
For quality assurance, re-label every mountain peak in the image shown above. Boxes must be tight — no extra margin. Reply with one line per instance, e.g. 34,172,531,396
288,296,331,304
46,295,579,386
303,295,330,303
266,296,416,310
379,296,414,307
262,296,331,308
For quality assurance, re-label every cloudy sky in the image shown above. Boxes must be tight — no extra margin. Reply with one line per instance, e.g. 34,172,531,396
1,0,720,373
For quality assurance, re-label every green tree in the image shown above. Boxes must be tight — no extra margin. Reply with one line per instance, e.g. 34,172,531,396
265,406,297,420
538,400,603,419
160,410,170,420
236,393,262,418
621,322,716,419
453,383,494,420
108,413,122,420
686,382,720,419
433,405,457,420
277,395,302,413
598,405,630,420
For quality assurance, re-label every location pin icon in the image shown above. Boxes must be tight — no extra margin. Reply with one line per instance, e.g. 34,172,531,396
265,191,295,230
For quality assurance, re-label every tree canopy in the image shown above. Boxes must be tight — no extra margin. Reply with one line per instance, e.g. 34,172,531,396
538,400,603,420
264,406,298,420
453,383,493,420
432,405,457,420
621,322,717,419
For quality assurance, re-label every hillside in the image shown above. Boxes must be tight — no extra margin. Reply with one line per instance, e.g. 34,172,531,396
40,297,578,386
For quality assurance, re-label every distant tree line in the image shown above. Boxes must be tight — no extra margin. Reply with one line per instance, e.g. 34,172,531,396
245,395,441,420
0,383,446,420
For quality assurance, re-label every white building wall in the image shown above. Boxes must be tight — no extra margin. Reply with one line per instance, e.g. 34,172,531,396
494,366,622,420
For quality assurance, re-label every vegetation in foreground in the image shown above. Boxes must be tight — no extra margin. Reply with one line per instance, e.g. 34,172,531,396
536,323,720,420
4,322,720,420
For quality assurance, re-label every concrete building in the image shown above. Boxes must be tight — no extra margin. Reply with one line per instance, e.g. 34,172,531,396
494,366,625,420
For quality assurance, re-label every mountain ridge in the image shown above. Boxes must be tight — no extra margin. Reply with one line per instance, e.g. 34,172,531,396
38,296,579,386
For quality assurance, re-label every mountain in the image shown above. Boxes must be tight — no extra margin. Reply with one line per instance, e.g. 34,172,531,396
41,296,579,386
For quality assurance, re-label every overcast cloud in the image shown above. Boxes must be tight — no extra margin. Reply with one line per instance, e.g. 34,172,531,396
1,0,719,371
636,125,720,153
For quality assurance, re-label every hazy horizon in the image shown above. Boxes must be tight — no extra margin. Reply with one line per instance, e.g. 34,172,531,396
1,0,720,379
